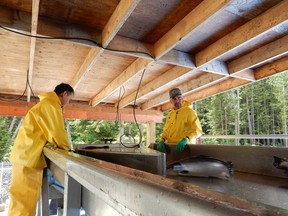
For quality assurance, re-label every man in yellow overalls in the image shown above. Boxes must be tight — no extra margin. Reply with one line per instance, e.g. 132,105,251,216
158,88,202,152
8,83,74,216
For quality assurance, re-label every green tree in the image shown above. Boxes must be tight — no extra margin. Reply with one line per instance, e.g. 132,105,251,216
95,121,120,143
121,121,146,145
196,70,288,147
0,117,13,161
69,119,120,145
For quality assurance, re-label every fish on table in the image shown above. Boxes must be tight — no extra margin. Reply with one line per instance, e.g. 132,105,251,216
166,156,234,180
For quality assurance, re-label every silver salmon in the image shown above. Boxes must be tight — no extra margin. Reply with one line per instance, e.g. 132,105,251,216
167,156,233,180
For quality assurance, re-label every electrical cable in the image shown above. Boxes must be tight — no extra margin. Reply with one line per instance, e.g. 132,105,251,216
0,69,29,102
113,86,124,144
115,86,125,123
1,25,150,147
27,73,38,104
0,69,38,103
0,25,154,59
115,86,141,148
119,69,146,148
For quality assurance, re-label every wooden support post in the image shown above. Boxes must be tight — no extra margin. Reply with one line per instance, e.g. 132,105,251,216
146,121,156,147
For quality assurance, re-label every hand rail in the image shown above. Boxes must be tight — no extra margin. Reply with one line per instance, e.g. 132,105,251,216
202,134,288,139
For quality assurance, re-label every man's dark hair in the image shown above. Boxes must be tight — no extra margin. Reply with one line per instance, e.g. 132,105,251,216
54,83,74,95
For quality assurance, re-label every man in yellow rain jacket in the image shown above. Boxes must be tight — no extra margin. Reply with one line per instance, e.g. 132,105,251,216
8,83,74,216
158,88,202,152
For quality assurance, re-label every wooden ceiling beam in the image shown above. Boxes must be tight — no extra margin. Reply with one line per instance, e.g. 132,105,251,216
0,9,210,71
0,10,102,46
0,100,162,123
228,35,288,74
158,50,196,69
161,56,288,111
254,56,288,80
196,1,288,66
198,60,229,75
64,104,162,123
141,73,225,110
161,77,250,111
70,47,103,90
82,0,140,96
107,35,154,60
118,66,193,109
91,58,151,107
27,0,40,102
153,0,231,58
82,0,147,107
230,69,256,81
0,8,153,62
102,0,140,47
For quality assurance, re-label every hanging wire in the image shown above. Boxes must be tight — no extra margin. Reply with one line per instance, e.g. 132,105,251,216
120,69,146,148
0,25,154,59
0,69,38,103
115,86,125,123
1,25,150,147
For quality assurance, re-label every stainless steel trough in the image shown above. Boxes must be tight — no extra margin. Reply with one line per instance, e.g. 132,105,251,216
154,144,288,210
75,144,166,175
42,144,288,216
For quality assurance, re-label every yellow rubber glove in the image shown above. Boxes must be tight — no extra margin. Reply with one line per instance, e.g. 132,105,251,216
157,141,166,152
176,138,188,152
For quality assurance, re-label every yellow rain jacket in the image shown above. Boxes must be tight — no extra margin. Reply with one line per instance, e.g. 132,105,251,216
10,92,71,168
161,100,202,144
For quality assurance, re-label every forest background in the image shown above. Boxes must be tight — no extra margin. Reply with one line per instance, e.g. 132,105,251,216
0,71,287,161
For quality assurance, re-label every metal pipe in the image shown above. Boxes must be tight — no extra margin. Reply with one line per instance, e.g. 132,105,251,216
202,134,288,139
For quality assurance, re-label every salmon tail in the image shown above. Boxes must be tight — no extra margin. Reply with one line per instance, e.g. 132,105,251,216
227,161,234,176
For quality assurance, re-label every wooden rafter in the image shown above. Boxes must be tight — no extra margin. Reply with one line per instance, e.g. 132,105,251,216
161,77,250,111
196,0,288,67
254,56,288,80
0,100,162,123
70,48,103,89
27,0,40,102
72,0,140,91
142,73,225,110
153,0,231,58
0,0,287,121
161,56,288,111
230,69,256,81
118,66,193,108
91,58,151,107
107,35,154,60
102,0,140,47
228,35,288,74
158,50,195,69
199,60,229,75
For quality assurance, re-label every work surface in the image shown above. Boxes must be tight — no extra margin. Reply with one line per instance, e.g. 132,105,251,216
45,146,288,215
168,171,288,210
76,144,288,211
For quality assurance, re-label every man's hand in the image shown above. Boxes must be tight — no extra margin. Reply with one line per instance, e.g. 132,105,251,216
176,138,188,152
157,141,166,152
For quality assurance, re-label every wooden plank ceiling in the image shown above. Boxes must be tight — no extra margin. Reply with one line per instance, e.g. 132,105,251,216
0,0,287,122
